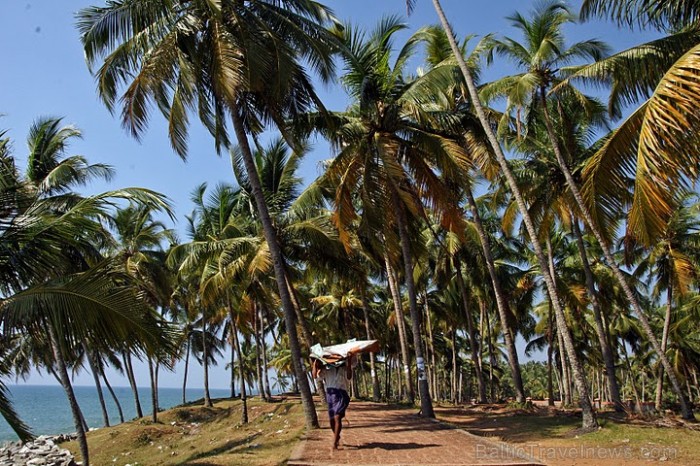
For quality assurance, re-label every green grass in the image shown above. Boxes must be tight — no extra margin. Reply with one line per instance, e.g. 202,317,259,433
435,404,700,465
63,397,307,466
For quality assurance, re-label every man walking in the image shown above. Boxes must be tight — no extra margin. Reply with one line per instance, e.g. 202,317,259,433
312,351,355,450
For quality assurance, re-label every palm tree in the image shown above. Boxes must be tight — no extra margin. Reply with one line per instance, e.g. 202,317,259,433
78,0,341,429
413,24,527,402
488,1,693,419
577,0,700,244
1,119,177,464
111,203,176,422
311,17,484,416
407,0,598,428
631,196,700,410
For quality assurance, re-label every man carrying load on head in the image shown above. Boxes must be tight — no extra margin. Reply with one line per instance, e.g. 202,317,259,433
311,350,356,450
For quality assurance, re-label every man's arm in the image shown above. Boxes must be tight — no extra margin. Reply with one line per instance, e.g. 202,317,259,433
311,358,322,379
345,352,355,379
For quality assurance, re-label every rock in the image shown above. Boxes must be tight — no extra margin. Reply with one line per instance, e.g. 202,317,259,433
0,436,77,466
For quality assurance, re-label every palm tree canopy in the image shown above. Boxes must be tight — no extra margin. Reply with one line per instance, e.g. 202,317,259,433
77,0,339,157
580,0,700,31
569,1,700,244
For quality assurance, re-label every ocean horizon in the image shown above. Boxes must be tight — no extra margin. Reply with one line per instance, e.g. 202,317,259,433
0,384,237,443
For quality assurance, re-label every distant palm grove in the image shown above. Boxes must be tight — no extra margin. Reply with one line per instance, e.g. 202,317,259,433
3,1,700,464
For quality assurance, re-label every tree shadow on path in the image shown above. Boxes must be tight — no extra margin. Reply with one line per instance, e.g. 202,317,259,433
355,442,440,450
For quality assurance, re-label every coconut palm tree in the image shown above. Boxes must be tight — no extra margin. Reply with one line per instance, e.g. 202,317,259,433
406,0,598,427
413,24,527,402
631,196,700,409
110,203,176,422
487,1,693,419
1,119,176,464
576,0,700,244
78,0,341,429
308,15,489,417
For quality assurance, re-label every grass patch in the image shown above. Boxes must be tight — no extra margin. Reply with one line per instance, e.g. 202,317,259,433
435,403,700,465
63,397,306,466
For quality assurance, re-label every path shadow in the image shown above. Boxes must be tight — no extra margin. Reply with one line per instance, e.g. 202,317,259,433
183,433,260,462
355,442,440,450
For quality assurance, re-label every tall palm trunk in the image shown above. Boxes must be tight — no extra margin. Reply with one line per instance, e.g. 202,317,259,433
148,358,158,422
253,302,265,400
282,211,326,406
423,295,439,398
102,372,124,423
231,105,319,429
430,0,597,428
453,256,487,403
556,324,572,405
482,299,497,402
285,272,314,351
48,324,89,466
464,185,526,402
227,293,248,423
655,284,673,411
202,318,212,408
231,109,317,427
123,351,143,418
451,329,458,404
84,345,109,427
538,87,693,419
360,289,381,401
571,217,624,411
385,254,415,403
183,336,191,404
392,189,435,417
547,312,555,406
259,307,272,399
547,238,572,406
229,344,237,398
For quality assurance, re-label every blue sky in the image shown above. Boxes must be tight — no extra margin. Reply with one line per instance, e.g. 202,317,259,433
1,1,659,392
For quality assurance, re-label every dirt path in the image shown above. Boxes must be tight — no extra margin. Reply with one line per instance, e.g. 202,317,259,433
288,401,541,466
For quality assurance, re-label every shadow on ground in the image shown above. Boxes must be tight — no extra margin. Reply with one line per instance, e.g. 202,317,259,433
355,442,441,450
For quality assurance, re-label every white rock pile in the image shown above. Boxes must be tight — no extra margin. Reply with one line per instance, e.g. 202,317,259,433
0,435,77,466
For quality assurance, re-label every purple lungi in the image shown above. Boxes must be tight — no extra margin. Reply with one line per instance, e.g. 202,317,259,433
326,387,350,418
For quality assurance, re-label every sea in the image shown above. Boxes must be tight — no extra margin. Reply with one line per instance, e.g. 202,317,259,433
0,385,232,443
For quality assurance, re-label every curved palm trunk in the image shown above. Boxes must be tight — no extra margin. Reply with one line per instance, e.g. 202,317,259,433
360,289,381,401
288,275,326,404
392,189,434,417
123,352,143,418
231,108,318,428
429,0,596,428
453,256,487,403
655,284,673,411
202,318,212,408
538,87,693,419
84,345,109,427
48,324,89,466
571,217,624,411
285,272,314,351
385,255,415,403
102,372,124,423
464,186,525,402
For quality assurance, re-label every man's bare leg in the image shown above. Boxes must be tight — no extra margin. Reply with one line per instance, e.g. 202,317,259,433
332,414,342,449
